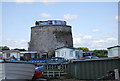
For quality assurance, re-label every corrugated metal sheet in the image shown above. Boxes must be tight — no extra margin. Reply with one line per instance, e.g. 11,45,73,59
69,58,120,80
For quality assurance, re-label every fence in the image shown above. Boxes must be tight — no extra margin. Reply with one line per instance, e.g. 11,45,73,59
42,63,69,78
44,63,68,71
26,60,69,78
43,71,67,78
69,58,120,80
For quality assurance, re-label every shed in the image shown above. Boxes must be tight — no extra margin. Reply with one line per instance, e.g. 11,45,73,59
107,45,120,57
2,50,20,60
55,47,83,60
20,51,38,60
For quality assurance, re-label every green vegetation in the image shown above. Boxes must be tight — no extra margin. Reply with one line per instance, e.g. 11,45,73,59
76,47,89,51
93,49,108,56
0,46,26,51
14,48,26,51
0,46,10,50
76,47,108,56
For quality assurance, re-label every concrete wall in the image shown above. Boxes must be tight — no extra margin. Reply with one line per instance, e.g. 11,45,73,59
28,25,73,57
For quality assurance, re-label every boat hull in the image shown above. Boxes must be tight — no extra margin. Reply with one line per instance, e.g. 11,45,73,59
0,61,35,80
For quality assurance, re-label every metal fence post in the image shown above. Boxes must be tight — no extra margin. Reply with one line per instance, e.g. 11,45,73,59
114,69,120,80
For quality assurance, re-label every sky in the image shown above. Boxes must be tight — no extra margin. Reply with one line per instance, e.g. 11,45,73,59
0,0,119,50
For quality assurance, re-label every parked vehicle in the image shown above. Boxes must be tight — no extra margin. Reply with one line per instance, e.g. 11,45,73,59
46,57,68,63
48,57,67,60
82,55,99,59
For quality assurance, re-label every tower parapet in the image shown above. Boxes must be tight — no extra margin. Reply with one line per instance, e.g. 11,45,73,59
35,20,66,26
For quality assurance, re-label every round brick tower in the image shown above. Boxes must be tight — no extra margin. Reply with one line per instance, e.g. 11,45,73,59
28,20,73,58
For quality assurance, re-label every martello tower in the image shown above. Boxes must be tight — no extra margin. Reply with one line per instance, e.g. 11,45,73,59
28,20,73,57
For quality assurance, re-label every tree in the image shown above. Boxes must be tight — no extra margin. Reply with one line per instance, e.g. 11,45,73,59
93,49,108,56
14,48,26,51
76,47,89,51
0,46,10,50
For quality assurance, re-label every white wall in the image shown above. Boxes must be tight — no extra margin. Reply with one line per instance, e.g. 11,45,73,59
2,53,20,60
55,48,83,59
55,48,73,59
108,47,119,57
118,47,120,58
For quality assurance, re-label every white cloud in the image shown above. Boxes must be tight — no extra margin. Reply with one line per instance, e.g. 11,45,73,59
92,29,101,33
73,34,93,46
40,13,51,18
2,39,28,50
63,14,78,21
107,32,114,34
115,16,120,22
2,0,59,4
16,0,34,3
91,40,106,47
91,37,117,49
106,37,117,41
41,0,60,5
83,35,92,39
73,34,118,50
11,0,35,3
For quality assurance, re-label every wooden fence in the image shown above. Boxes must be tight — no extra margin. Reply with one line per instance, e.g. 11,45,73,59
20,60,69,78
43,71,67,78
42,63,69,78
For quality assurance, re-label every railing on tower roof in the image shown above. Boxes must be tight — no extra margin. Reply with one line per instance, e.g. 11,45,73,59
35,20,67,26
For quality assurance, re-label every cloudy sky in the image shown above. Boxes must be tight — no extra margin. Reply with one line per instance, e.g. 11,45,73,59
1,0,119,50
